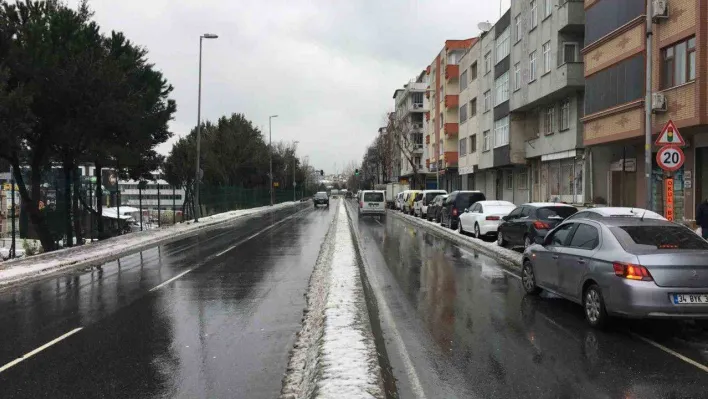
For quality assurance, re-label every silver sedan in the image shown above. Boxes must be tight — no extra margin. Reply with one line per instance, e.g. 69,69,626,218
521,216,708,328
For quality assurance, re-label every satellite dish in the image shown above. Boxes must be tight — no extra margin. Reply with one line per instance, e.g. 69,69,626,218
477,21,492,32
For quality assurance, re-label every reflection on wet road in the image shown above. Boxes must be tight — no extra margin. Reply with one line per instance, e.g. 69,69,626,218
0,203,334,398
349,202,708,399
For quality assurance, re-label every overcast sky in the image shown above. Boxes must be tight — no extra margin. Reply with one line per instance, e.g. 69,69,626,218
71,0,510,174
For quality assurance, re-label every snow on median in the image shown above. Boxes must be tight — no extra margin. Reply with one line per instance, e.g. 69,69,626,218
0,201,302,288
281,202,383,399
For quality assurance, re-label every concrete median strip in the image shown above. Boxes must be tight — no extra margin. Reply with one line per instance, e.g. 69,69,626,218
0,201,305,290
281,202,384,399
390,210,523,269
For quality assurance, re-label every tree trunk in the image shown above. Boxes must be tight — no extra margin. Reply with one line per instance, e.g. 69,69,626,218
72,167,83,245
63,162,73,247
95,161,104,238
12,160,56,252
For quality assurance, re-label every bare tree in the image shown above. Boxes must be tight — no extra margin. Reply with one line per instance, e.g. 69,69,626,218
386,112,423,189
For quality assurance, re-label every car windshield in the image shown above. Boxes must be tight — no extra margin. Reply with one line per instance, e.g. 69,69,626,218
314,193,328,199
425,192,443,202
537,206,577,220
611,225,708,250
364,192,384,202
458,193,485,207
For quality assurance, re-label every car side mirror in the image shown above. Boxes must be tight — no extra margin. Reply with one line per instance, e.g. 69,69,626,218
502,215,510,221
464,208,469,213
533,235,545,245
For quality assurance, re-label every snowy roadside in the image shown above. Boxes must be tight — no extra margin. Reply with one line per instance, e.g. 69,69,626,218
390,211,523,269
281,202,383,399
0,201,304,289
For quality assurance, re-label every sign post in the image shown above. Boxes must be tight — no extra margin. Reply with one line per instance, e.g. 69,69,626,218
655,120,685,221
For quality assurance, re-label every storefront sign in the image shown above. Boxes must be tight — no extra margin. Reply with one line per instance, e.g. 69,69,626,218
459,166,475,175
609,158,637,172
665,178,674,221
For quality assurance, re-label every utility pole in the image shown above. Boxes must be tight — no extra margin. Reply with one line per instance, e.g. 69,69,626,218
157,178,161,227
10,166,15,259
269,115,278,205
644,0,654,209
172,186,176,225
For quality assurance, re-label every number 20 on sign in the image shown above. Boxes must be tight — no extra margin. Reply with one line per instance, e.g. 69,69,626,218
656,145,685,172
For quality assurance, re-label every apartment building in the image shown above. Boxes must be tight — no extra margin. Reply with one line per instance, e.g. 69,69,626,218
393,71,430,188
510,0,586,204
458,40,481,189
582,0,707,221
425,38,477,191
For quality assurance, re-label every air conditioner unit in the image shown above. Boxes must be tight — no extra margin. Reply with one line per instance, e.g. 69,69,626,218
652,0,668,21
652,92,667,112
413,103,422,109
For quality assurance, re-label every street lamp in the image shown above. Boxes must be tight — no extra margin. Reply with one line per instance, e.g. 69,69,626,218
293,141,300,202
194,32,219,222
269,114,278,206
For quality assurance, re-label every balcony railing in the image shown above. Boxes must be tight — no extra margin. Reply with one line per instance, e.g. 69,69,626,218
444,94,459,108
425,134,430,144
444,151,459,167
444,123,459,136
445,64,459,80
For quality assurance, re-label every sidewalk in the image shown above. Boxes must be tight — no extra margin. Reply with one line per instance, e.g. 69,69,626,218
0,201,303,289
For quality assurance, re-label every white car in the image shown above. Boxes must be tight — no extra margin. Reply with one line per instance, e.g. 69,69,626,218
458,200,516,239
395,191,406,210
398,190,412,212
415,190,447,218
358,190,386,220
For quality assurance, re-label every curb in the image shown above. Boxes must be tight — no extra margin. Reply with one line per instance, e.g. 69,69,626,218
389,210,523,270
0,202,307,290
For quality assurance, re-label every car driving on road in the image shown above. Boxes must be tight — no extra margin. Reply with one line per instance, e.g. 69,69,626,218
458,200,516,239
313,191,329,208
522,215,708,328
497,203,578,249
358,190,386,220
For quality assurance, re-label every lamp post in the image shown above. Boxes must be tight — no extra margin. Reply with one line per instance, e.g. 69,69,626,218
293,140,300,202
194,33,219,222
269,114,278,206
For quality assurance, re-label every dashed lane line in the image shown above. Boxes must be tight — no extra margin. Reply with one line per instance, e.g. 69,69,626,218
0,328,83,374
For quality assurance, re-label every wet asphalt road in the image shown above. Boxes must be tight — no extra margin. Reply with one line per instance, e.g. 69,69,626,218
0,202,335,399
347,201,708,399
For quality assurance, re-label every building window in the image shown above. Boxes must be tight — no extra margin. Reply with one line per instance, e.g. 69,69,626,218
459,137,467,156
563,43,579,64
543,0,552,18
518,169,529,189
515,14,522,42
470,62,478,80
530,0,538,29
560,98,570,131
439,84,443,99
470,98,477,117
483,90,491,112
542,41,551,73
529,51,537,81
440,112,444,128
483,130,491,151
496,28,510,63
494,72,509,106
585,54,644,115
494,116,510,147
484,52,492,74
514,63,521,91
544,105,555,135
412,92,424,106
470,134,477,153
506,172,514,190
662,36,696,89
460,69,468,91
460,103,468,123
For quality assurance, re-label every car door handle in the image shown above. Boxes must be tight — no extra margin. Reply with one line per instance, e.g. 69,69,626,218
577,258,586,264
552,255,559,259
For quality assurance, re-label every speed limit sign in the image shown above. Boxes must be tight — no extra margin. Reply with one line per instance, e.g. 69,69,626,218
656,145,685,171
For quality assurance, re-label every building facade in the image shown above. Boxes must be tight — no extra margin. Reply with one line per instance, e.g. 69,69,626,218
426,38,477,192
582,0,708,221
458,40,481,189
393,71,431,188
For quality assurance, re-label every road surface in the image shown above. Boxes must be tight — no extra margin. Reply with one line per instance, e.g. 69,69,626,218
347,201,708,399
0,203,333,399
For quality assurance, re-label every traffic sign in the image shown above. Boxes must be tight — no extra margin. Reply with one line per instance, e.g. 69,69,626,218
655,119,685,146
665,178,674,221
656,145,685,171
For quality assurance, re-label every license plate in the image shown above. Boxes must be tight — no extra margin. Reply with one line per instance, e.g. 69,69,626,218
369,203,379,207
673,294,708,304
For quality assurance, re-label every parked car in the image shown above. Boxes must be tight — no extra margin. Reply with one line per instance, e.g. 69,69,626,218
345,191,353,199
415,190,447,218
395,192,406,211
313,191,330,208
358,190,386,220
458,200,516,238
440,191,486,230
522,216,708,328
410,192,424,216
403,190,420,215
564,206,666,221
497,203,578,249
427,194,448,222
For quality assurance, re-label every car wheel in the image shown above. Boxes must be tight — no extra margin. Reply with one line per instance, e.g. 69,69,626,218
474,223,481,239
524,235,531,249
584,284,609,329
497,230,507,247
522,261,541,295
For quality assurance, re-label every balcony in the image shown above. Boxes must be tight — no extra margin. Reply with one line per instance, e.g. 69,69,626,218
425,90,430,99
444,94,459,108
511,62,584,112
426,159,430,167
412,144,424,154
425,134,430,144
557,0,585,34
445,64,459,80
425,112,430,121
444,152,459,167
410,103,426,113
444,123,459,137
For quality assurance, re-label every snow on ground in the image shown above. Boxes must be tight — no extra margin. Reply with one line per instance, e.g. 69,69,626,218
281,202,383,399
391,211,523,269
0,201,301,288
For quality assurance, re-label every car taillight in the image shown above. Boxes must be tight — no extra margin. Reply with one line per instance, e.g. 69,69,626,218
452,208,458,216
613,262,653,281
486,216,500,221
360,201,363,208
533,221,550,229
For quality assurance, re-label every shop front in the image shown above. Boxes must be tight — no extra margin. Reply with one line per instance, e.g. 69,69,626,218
529,150,585,204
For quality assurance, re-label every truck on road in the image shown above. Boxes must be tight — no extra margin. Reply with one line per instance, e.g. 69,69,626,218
385,183,408,209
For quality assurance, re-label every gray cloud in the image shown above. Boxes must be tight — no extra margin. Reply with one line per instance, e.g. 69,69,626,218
71,0,509,174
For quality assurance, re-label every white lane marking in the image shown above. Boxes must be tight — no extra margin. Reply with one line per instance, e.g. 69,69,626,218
0,327,83,374
630,332,708,373
149,268,194,292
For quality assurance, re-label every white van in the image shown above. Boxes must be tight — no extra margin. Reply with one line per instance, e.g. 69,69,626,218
358,190,386,220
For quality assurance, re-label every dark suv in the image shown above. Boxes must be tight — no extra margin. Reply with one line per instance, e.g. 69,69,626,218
313,192,329,208
440,191,486,229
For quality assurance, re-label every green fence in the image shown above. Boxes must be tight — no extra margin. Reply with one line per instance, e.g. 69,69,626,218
198,186,313,218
